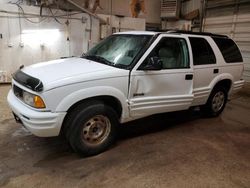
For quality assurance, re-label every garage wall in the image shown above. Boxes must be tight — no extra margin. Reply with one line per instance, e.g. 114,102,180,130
162,20,192,30
97,0,161,24
161,0,201,30
98,14,146,39
67,0,161,24
203,1,250,81
182,0,201,16
0,3,100,82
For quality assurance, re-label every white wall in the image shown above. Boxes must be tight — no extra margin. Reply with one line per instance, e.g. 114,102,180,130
0,3,100,82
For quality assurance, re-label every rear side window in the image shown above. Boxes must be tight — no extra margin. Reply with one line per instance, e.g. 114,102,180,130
189,37,216,65
212,37,243,63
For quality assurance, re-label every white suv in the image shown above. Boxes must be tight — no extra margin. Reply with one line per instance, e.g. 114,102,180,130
7,30,244,156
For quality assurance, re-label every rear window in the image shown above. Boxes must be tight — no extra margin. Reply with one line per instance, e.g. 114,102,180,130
212,37,243,63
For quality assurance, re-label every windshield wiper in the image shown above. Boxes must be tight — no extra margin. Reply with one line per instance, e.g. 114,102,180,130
113,63,128,69
81,52,86,57
82,55,128,69
83,55,114,66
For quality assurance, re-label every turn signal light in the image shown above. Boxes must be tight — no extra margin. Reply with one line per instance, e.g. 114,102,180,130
34,96,46,108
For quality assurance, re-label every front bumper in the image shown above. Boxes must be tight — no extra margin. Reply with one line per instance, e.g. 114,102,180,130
7,89,66,137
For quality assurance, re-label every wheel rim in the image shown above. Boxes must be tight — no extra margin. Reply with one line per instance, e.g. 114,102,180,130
81,115,111,146
212,91,225,113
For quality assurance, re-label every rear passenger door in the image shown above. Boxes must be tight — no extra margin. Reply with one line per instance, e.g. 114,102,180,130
189,37,218,106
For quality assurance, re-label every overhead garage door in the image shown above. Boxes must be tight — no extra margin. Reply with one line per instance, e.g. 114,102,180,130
203,0,250,81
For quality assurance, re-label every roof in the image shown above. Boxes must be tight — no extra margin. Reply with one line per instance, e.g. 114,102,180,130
114,31,156,35
165,30,228,38
115,30,228,38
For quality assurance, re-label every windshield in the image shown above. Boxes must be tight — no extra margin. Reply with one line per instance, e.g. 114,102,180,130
83,34,152,69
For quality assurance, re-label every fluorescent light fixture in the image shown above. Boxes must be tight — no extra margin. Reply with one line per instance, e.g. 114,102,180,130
21,29,60,46
22,29,60,34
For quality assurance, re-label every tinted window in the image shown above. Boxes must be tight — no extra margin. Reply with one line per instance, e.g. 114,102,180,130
189,37,216,65
212,37,243,63
141,37,189,69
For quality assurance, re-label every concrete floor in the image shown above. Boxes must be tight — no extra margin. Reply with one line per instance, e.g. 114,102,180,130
0,84,250,188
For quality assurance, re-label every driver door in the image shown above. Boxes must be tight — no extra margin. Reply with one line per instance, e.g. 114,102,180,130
128,35,194,118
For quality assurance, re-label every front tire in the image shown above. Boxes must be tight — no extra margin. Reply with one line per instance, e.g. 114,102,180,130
64,101,119,157
201,86,228,117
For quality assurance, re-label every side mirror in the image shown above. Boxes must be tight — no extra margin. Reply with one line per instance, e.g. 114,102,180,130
140,57,163,71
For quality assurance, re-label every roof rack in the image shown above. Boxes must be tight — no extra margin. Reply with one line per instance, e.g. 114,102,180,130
155,30,228,38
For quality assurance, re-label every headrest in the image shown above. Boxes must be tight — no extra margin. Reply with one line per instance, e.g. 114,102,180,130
159,48,174,58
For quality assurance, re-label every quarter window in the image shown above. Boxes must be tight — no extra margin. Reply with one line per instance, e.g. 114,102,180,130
189,37,216,65
212,37,243,63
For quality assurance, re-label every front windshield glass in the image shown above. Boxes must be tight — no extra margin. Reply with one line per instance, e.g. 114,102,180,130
83,34,152,69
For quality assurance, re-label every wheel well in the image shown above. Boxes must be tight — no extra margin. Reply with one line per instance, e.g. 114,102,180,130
60,96,123,136
214,79,232,93
66,96,122,118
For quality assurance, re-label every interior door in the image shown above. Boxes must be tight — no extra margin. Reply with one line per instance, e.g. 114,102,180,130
128,35,194,118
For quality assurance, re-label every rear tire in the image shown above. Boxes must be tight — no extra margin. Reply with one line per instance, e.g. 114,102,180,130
64,101,119,157
201,86,228,117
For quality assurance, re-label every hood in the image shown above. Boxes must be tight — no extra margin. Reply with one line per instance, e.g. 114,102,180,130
19,57,127,91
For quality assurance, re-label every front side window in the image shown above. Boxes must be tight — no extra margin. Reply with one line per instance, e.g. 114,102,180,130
212,37,243,63
189,37,216,65
141,37,190,69
83,34,152,69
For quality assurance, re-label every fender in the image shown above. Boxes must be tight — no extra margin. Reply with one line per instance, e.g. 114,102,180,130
193,73,233,106
208,73,233,91
55,86,129,122
206,73,234,100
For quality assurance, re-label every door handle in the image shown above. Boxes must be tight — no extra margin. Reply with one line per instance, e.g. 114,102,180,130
214,69,219,74
185,74,193,80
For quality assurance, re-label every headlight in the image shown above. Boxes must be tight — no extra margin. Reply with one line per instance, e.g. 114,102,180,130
23,91,46,108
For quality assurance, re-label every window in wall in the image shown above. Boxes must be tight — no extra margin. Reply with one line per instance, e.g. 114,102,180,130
189,37,216,65
212,37,243,63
